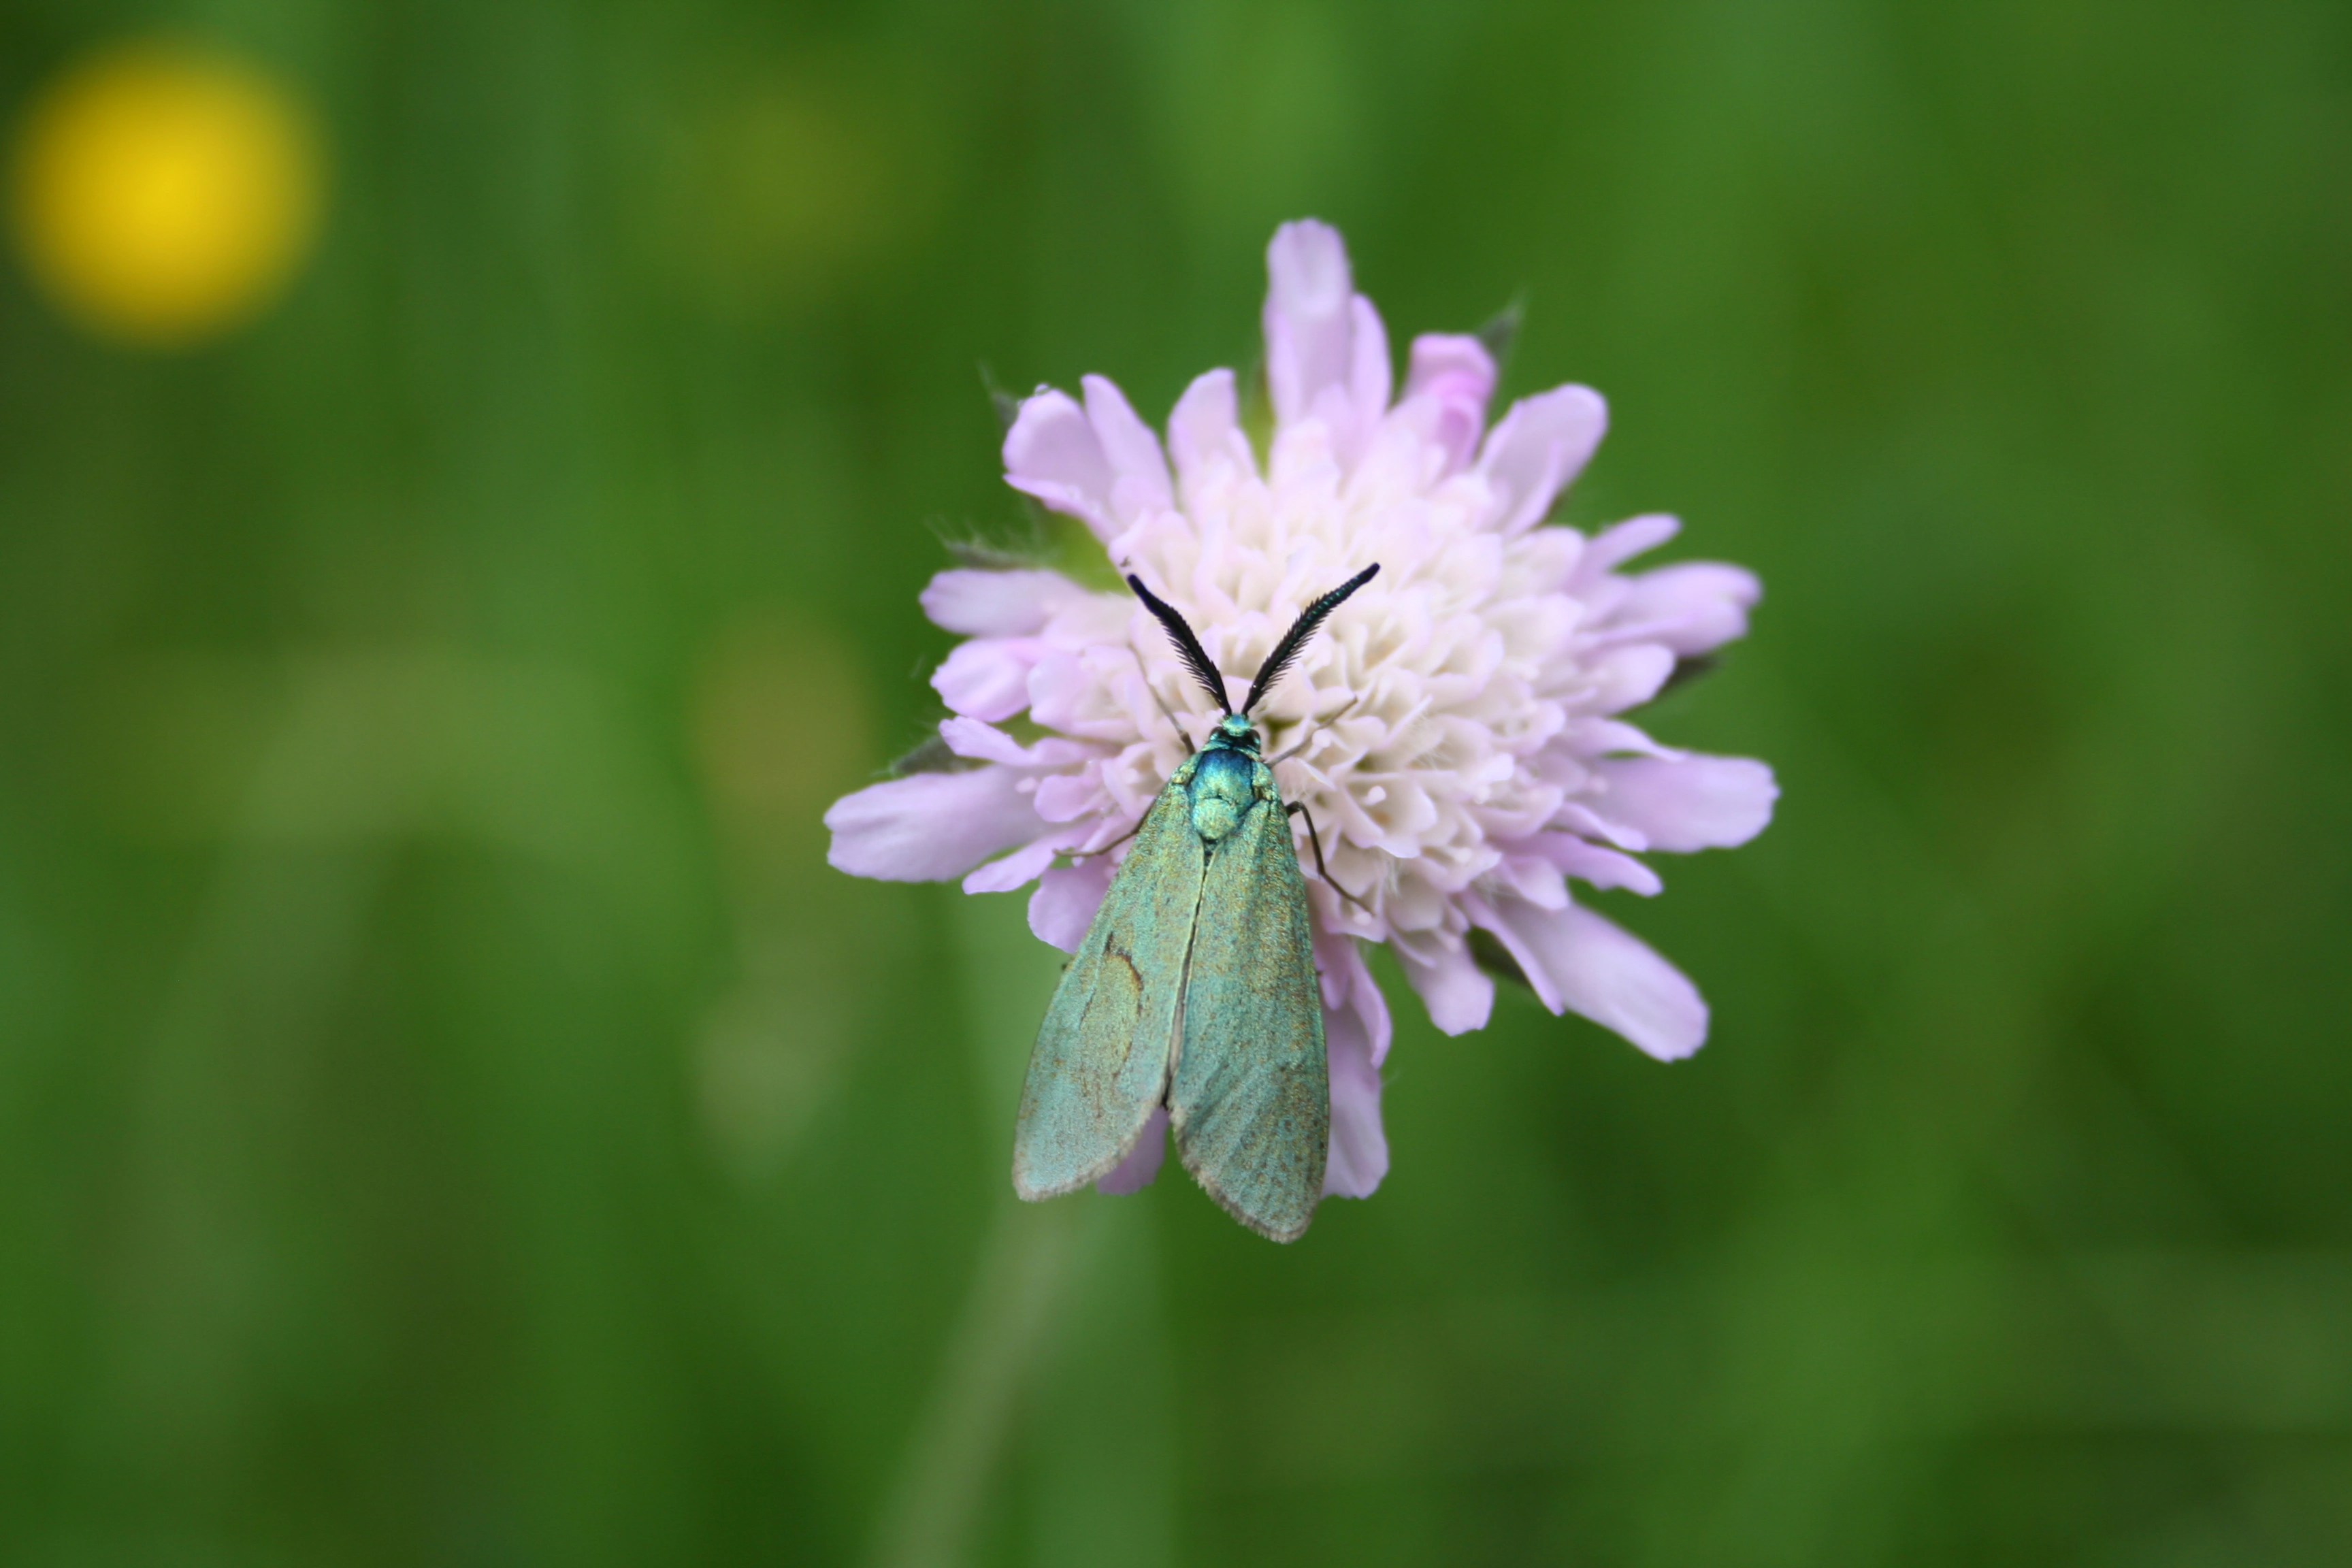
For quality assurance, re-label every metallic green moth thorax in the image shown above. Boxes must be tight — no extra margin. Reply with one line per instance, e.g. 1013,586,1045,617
1185,715,1263,842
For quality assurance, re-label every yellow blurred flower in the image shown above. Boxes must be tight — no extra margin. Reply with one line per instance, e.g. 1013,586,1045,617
7,40,322,347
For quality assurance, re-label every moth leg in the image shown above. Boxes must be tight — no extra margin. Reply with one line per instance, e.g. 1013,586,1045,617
1286,800,1374,917
1149,685,1198,752
1066,814,1147,862
1267,695,1361,767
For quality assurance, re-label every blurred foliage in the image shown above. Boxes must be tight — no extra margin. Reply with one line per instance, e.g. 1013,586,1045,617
2,0,2349,1564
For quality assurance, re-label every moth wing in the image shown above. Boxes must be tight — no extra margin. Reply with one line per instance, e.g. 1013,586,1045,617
1013,773,1204,1200
1169,778,1329,1242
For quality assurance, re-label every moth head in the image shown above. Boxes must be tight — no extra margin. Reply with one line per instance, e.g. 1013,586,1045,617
1213,713,1260,752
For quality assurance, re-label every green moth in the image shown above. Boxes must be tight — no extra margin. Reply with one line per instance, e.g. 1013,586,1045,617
1013,564,1380,1242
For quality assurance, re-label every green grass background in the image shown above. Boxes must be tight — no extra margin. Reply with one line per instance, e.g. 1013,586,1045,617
3,0,2349,1563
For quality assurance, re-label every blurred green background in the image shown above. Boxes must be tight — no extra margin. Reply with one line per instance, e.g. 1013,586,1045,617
4,0,2350,1563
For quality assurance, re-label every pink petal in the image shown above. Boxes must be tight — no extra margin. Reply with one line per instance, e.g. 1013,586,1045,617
961,834,1062,895
1315,926,1393,1065
1028,858,1113,953
1491,849,1570,911
1168,368,1251,500
919,568,1083,637
1264,220,1356,431
1556,801,1648,853
1476,385,1607,534
1323,1004,1388,1198
1346,294,1394,441
1573,513,1680,584
1404,331,1494,406
937,717,1097,772
931,638,1039,721
938,715,1037,767
825,768,1040,883
1462,892,1561,1013
1081,374,1174,519
1095,1105,1167,1194
1531,833,1664,896
1030,771,1104,823
1579,718,1680,758
1612,562,1761,655
1003,389,1117,540
1403,332,1496,473
1592,755,1778,853
1473,898,1708,1061
1027,647,1147,740
1397,937,1494,1036
1582,642,1676,712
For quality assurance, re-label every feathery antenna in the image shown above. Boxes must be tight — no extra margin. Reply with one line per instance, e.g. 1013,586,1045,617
1242,564,1379,717
1128,575,1233,716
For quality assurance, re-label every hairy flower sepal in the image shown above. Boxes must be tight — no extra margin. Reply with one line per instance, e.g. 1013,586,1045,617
826,218,1777,1215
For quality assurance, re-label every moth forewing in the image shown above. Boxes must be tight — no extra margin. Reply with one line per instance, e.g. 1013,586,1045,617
1012,768,1203,1200
1168,757,1330,1243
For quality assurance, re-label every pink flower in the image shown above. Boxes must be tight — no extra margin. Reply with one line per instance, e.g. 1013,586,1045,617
827,220,1775,1200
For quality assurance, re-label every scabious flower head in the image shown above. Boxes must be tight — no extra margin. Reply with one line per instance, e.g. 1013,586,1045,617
827,220,1775,1199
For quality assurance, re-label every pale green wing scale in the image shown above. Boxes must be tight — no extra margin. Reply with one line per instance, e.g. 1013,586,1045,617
1169,757,1329,1243
1011,760,1201,1198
